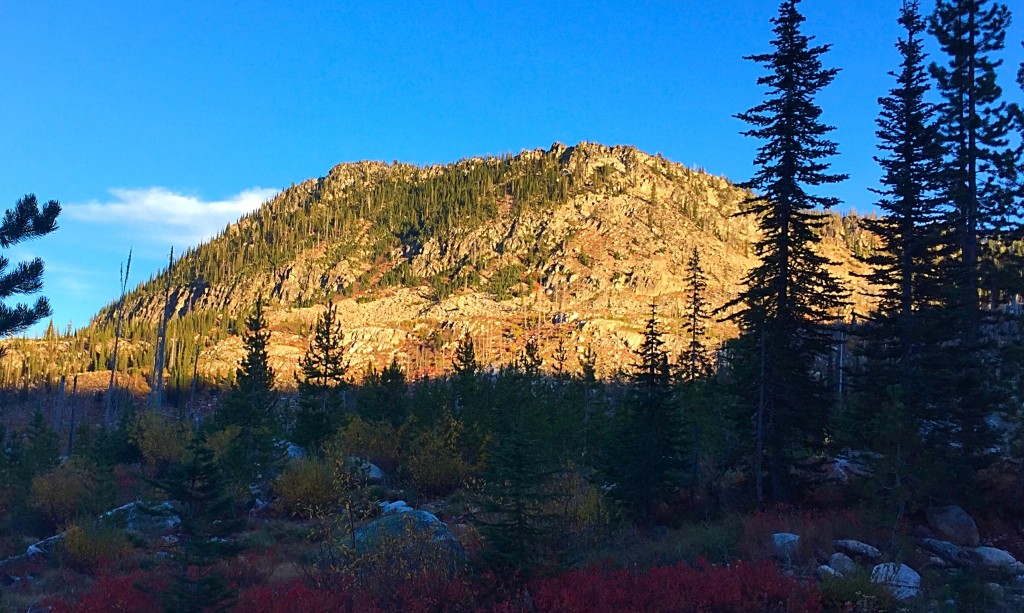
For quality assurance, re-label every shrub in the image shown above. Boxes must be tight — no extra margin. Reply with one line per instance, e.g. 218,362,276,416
818,570,904,613
50,571,166,613
739,506,863,567
29,463,93,526
61,522,130,573
400,417,468,495
273,457,339,518
128,410,190,470
342,417,400,474
236,581,345,613
528,560,822,613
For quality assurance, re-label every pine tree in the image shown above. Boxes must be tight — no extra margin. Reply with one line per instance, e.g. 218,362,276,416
856,0,948,420
293,304,347,452
452,331,478,376
475,378,562,589
729,0,848,504
151,436,239,613
601,304,683,523
846,0,955,511
929,0,1021,318
0,194,60,343
579,343,598,383
928,0,1022,460
681,248,715,382
20,408,59,482
215,298,280,487
516,337,543,376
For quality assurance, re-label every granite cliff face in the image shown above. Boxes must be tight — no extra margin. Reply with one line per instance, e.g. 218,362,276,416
1,142,876,389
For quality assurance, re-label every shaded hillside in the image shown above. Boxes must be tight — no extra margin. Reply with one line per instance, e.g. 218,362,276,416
0,142,876,393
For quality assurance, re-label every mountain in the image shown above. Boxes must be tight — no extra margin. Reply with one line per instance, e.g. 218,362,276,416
0,142,876,392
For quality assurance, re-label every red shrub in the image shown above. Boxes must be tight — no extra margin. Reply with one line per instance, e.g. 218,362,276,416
237,581,351,613
50,571,165,613
528,560,821,613
236,574,481,613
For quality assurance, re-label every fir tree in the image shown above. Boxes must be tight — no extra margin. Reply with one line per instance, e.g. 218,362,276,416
20,408,59,482
928,0,1022,461
846,0,956,509
579,343,598,383
681,248,715,382
601,304,683,523
0,194,60,342
516,337,543,377
452,331,478,376
215,298,280,487
856,0,948,424
929,0,1021,318
729,0,848,504
358,357,408,427
475,377,563,589
151,436,239,613
293,304,347,452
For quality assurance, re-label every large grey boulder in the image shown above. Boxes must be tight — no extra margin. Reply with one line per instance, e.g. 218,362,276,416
829,552,858,576
926,505,980,547
355,509,465,564
772,533,800,563
969,546,1018,569
833,539,881,560
920,538,973,567
871,563,921,600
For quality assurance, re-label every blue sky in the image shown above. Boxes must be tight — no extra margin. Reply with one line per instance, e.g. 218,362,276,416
1,1,1022,335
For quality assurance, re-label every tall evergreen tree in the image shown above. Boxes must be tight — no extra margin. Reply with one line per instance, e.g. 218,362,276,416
847,0,955,510
358,357,408,427
729,0,848,504
928,0,1022,459
930,0,1021,317
151,436,239,613
17,408,59,487
214,298,280,486
601,304,683,523
293,304,347,452
475,404,562,587
857,0,948,415
516,337,543,377
0,194,60,342
681,248,715,382
452,331,478,377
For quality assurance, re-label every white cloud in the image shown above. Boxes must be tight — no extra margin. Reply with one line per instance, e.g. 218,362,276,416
65,186,279,248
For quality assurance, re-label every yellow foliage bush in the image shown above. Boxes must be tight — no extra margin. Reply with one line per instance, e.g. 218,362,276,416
61,522,129,572
129,410,190,468
401,415,468,495
30,464,92,526
273,458,339,518
342,416,400,473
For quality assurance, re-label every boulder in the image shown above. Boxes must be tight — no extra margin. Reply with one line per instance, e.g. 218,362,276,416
102,500,180,536
355,509,465,563
926,505,979,547
351,457,386,481
829,552,858,576
920,538,973,567
817,564,839,579
833,539,881,560
871,563,921,600
379,500,413,516
969,546,1018,569
772,533,800,563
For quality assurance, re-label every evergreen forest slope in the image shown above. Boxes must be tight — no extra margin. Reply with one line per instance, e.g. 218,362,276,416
0,142,875,393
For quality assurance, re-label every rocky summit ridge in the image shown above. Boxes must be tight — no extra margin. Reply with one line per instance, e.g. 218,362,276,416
1,142,875,390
